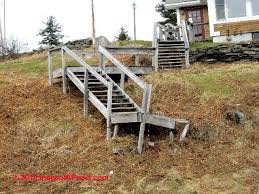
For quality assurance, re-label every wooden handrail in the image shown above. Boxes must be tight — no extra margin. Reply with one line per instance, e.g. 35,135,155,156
98,46,145,89
49,46,62,52
62,46,110,87
181,20,190,49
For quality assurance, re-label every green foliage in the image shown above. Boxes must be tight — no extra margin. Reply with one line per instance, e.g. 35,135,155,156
112,40,152,47
190,40,223,49
115,27,131,41
155,3,177,25
39,16,64,46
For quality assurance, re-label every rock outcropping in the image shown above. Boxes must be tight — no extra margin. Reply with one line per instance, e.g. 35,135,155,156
190,41,259,63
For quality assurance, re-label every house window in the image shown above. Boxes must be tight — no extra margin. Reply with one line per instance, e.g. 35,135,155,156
251,0,259,16
226,0,247,18
215,0,226,20
252,32,259,40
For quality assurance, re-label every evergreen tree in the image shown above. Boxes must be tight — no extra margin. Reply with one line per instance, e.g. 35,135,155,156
155,3,177,25
115,27,131,41
39,16,64,46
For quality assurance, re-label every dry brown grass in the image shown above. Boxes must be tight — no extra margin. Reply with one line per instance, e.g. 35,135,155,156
0,60,258,193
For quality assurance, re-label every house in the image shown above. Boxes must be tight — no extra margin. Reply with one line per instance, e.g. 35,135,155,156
164,0,259,43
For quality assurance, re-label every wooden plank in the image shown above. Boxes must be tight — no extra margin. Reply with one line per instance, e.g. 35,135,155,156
49,47,61,52
105,47,154,55
138,84,152,154
180,123,190,142
146,114,175,129
83,69,89,117
67,69,108,118
98,46,145,89
135,54,140,66
106,83,113,140
120,73,125,89
53,68,63,78
113,124,119,139
48,51,53,86
64,66,154,76
99,53,105,69
111,112,140,124
63,46,109,87
61,49,67,95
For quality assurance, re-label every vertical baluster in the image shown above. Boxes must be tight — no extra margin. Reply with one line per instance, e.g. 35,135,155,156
83,68,89,117
138,84,152,154
61,48,67,95
106,83,113,140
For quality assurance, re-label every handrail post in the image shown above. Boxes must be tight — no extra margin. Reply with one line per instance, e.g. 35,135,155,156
181,20,190,68
83,68,89,117
61,47,68,94
99,52,105,70
138,84,152,154
120,72,125,89
48,51,53,86
152,23,159,72
106,83,113,140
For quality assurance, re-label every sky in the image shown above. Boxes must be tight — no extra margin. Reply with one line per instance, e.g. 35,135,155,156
0,0,163,50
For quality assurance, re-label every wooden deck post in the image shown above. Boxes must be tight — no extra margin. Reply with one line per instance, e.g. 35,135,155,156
83,68,89,117
138,84,152,154
106,83,113,140
135,54,140,66
48,51,53,86
99,53,105,70
61,48,67,95
113,124,119,139
154,48,159,72
120,73,125,89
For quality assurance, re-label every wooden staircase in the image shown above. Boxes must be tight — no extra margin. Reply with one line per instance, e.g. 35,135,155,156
153,21,190,70
158,40,186,69
48,46,190,154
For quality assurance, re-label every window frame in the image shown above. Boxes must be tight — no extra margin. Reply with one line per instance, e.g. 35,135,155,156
215,0,259,23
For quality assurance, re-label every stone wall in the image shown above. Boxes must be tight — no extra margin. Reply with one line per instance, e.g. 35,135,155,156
190,42,259,63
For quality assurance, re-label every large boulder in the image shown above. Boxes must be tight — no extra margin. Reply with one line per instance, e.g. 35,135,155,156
96,36,110,47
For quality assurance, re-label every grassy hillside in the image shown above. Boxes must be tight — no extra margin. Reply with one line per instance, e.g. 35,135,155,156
0,52,258,193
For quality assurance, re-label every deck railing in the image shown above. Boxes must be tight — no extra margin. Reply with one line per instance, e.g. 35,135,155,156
98,46,152,153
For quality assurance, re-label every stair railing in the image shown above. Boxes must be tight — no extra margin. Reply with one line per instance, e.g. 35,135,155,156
48,47,62,86
62,46,114,140
98,46,152,153
180,20,190,68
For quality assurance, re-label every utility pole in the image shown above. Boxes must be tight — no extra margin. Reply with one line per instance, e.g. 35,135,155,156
132,2,136,41
3,0,6,41
91,0,96,45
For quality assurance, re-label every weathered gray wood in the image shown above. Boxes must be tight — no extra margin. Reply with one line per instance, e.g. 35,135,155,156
135,54,140,66
120,73,125,89
53,66,154,79
63,46,109,87
145,114,175,129
106,83,113,140
83,69,89,117
98,46,145,89
105,47,154,55
113,124,119,139
48,51,53,86
154,48,159,72
152,23,158,48
138,84,152,154
61,49,67,95
111,112,140,124
66,69,108,118
49,46,61,52
99,53,105,69
180,123,190,142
